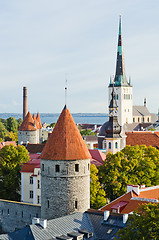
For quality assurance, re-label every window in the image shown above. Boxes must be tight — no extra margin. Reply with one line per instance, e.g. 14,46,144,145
42,164,44,171
88,163,90,171
147,117,149,122
2,210,3,215
133,118,135,122
37,180,40,189
37,195,40,204
36,213,38,218
109,142,111,149
138,117,140,122
30,190,33,199
75,164,79,172
103,140,106,149
116,94,118,100
30,176,33,184
55,165,60,172
15,212,17,216
115,142,118,149
48,200,49,208
75,200,78,209
143,117,144,123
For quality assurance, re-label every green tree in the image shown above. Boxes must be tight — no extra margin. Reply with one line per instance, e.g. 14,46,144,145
4,131,18,142
5,117,18,133
0,122,9,140
49,122,56,128
17,118,23,128
116,202,159,240
0,145,30,201
99,145,159,201
90,164,107,209
80,129,96,136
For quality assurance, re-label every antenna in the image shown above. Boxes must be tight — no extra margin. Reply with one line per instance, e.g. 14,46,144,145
65,73,68,106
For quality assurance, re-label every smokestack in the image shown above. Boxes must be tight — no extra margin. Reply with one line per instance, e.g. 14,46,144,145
23,86,27,120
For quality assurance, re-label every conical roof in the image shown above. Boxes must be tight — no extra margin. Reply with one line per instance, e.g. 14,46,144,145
41,105,91,160
110,16,130,87
18,112,37,131
32,114,38,129
36,112,42,129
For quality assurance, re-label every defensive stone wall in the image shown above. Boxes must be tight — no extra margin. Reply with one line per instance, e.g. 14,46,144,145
0,199,41,233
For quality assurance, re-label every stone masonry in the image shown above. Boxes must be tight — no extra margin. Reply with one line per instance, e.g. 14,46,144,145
41,159,90,220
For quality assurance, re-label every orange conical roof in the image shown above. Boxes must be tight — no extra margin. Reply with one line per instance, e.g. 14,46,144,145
19,112,37,131
32,114,39,129
41,105,91,160
36,112,42,129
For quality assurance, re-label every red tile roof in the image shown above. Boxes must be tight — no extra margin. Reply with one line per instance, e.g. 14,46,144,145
100,186,159,214
32,114,39,129
18,112,37,131
20,157,40,173
36,112,42,129
126,131,159,148
89,149,106,165
41,105,91,160
0,141,17,149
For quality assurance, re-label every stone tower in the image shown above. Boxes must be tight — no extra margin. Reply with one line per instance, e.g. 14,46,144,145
40,105,91,220
108,16,132,128
18,112,38,144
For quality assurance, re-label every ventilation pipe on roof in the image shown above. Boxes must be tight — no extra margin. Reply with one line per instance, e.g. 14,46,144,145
32,217,40,225
104,210,110,221
123,214,128,224
39,219,47,229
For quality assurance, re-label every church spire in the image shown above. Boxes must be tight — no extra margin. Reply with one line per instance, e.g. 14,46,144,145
113,16,129,86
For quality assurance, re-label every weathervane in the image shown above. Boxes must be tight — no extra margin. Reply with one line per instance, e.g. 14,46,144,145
65,73,68,106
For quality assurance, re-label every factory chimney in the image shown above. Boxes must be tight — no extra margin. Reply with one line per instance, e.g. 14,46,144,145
23,86,27,120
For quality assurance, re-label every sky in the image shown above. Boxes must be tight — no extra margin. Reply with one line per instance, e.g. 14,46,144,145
0,0,159,113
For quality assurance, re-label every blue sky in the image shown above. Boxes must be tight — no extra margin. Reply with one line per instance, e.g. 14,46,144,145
0,0,159,113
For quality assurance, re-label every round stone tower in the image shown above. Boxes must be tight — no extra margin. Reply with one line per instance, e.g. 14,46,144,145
18,111,38,144
40,105,91,220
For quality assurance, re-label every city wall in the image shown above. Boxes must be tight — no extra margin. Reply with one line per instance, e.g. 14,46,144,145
0,199,41,233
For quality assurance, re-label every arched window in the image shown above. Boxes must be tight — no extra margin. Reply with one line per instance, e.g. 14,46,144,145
109,142,111,149
103,140,106,149
115,142,118,149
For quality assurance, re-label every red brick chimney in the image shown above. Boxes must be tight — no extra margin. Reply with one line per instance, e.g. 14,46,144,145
23,86,27,120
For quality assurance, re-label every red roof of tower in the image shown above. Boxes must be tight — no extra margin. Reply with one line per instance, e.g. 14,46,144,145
36,112,42,129
18,112,37,131
41,105,91,160
32,114,38,129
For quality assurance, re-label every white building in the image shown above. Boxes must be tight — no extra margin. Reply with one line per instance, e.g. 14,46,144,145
20,154,41,205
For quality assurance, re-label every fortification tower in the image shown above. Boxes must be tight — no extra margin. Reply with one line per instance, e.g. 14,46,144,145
108,16,132,128
18,112,38,144
40,105,91,220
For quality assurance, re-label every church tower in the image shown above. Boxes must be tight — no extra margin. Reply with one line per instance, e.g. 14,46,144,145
40,105,91,220
108,16,132,128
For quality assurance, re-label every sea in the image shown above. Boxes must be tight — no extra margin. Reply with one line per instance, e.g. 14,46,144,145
0,113,109,125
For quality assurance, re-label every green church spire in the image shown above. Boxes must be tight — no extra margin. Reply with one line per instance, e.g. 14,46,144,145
112,16,130,87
